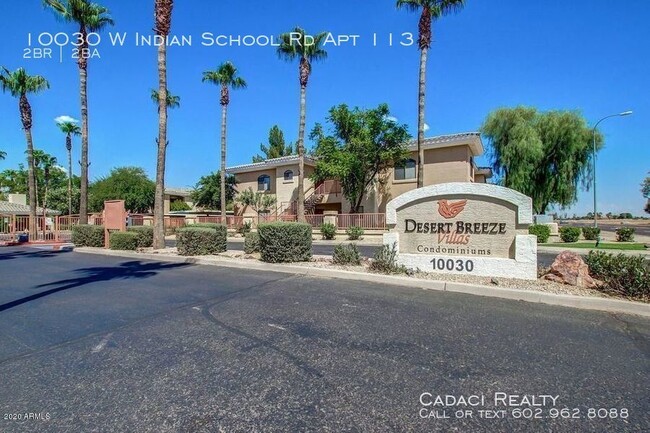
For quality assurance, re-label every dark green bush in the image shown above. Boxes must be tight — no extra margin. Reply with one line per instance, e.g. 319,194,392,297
585,251,649,301
559,227,581,243
581,227,601,241
333,243,362,265
127,226,153,248
72,224,105,247
176,225,227,256
244,232,260,254
370,243,407,274
110,231,139,251
258,222,312,263
320,222,336,240
616,227,636,242
528,224,551,243
346,226,364,241
238,221,253,235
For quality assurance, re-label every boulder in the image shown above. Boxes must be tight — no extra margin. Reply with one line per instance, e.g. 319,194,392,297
542,251,598,289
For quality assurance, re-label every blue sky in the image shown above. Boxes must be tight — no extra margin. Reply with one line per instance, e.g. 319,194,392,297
0,0,648,216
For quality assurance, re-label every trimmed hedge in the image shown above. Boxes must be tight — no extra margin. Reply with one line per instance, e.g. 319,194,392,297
559,227,581,243
176,225,227,256
244,232,260,254
320,222,336,240
582,227,601,241
528,224,551,244
191,223,219,229
110,231,139,251
258,222,312,263
72,224,105,247
585,251,649,301
616,227,635,242
346,226,364,241
333,243,361,265
127,226,154,248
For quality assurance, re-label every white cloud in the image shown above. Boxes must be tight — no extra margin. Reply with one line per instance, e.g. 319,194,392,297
424,123,430,132
385,115,399,123
55,115,79,124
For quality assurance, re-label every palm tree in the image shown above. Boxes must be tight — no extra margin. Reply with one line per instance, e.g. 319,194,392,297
397,0,466,188
56,120,81,216
0,150,6,160
150,89,181,111
0,67,49,239
277,28,328,223
153,0,174,249
43,0,114,224
202,62,247,222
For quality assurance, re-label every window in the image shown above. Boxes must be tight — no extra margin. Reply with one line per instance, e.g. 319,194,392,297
257,174,271,191
394,159,416,180
284,170,294,181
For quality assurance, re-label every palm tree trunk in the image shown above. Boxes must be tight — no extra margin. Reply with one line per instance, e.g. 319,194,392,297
297,84,307,223
417,46,428,189
153,42,168,249
79,65,89,224
24,128,37,241
220,103,228,223
67,136,73,216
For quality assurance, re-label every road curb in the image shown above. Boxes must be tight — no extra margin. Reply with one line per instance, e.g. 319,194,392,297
74,247,650,318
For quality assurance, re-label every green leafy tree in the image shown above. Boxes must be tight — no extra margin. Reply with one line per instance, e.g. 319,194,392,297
170,200,191,212
642,172,650,214
150,89,181,110
277,27,328,222
397,0,466,188
89,167,155,213
237,187,277,215
192,171,237,210
0,67,49,237
202,61,247,221
43,0,114,225
152,0,174,249
56,119,81,215
311,104,411,213
253,126,295,162
481,106,604,214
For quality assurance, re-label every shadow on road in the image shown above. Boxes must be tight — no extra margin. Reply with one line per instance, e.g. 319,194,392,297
0,260,189,313
0,249,64,261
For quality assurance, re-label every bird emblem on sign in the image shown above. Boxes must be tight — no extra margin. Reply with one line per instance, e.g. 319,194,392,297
437,199,467,219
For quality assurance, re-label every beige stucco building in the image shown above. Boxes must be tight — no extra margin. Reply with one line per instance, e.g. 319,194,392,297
226,132,492,217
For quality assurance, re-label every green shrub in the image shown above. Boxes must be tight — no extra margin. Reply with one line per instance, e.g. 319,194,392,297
237,220,253,235
192,223,218,229
258,222,312,263
346,226,364,241
320,222,336,240
585,251,650,301
176,225,227,256
109,231,139,251
127,226,154,248
72,224,105,247
244,232,260,254
333,243,362,265
581,227,601,241
370,243,407,274
559,227,581,243
528,224,551,243
616,227,636,242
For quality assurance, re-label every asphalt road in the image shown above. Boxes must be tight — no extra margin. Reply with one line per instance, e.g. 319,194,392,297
0,247,648,432
166,240,561,267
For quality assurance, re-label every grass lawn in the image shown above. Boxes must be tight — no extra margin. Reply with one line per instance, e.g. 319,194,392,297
541,241,648,251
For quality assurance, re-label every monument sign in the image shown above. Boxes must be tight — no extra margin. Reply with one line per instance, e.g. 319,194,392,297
383,183,537,280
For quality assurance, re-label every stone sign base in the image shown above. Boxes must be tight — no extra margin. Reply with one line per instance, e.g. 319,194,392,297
384,232,538,281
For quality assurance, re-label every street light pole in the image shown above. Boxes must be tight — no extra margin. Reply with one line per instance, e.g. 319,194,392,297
591,111,633,229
